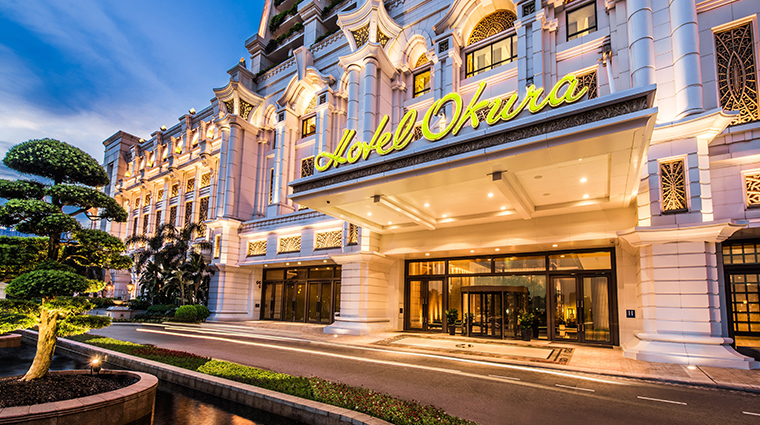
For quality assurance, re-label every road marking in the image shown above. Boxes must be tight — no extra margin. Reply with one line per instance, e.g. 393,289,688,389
743,411,760,416
148,324,628,386
555,384,594,392
637,396,686,405
488,374,520,381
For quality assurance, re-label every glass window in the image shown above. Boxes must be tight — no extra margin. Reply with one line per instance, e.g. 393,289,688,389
409,261,445,275
724,243,760,265
567,3,597,41
309,267,334,279
449,258,492,274
413,69,431,98
549,251,611,270
302,116,316,137
265,269,284,280
465,35,516,78
495,256,546,272
285,269,307,280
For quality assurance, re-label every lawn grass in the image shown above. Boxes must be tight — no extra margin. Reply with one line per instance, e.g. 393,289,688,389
67,334,478,425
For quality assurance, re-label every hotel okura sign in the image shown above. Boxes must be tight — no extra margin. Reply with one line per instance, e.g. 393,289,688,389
315,73,589,172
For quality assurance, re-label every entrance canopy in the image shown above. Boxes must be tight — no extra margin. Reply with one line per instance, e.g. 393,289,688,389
290,85,657,233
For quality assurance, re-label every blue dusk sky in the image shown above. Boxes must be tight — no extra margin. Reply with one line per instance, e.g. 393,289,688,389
0,0,265,180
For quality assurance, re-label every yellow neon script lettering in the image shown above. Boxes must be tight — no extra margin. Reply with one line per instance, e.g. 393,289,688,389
315,72,588,172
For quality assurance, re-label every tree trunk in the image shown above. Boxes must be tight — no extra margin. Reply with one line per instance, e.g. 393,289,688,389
22,308,58,381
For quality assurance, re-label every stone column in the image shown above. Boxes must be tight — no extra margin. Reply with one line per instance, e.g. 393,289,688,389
619,222,759,369
222,122,242,218
314,102,333,157
324,252,394,335
346,64,361,132
362,57,378,143
214,124,230,219
627,0,656,87
669,0,703,119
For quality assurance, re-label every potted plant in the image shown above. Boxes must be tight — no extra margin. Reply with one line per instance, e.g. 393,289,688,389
465,312,474,335
445,308,458,335
518,311,535,341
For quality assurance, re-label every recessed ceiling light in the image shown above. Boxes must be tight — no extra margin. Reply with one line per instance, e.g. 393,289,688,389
495,248,500,251
323,260,327,262
367,212,372,216
264,264,268,267
552,244,558,247
425,253,430,256
470,250,475,253
534,175,542,179
488,193,494,197
442,214,447,218
500,206,506,210
578,158,583,161
424,203,430,207
297,262,301,265
583,194,589,199
580,177,587,183
560,255,565,258
286,262,290,265
388,221,392,225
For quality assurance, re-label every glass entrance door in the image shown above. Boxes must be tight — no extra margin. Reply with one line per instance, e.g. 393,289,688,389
285,282,306,322
407,279,444,331
307,282,333,324
468,293,503,338
552,276,611,343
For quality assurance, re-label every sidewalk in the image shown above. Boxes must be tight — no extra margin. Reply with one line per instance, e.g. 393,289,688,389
172,320,760,393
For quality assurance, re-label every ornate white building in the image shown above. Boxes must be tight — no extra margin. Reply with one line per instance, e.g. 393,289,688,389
102,0,760,368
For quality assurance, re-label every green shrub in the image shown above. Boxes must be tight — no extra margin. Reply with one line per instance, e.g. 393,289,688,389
146,304,176,317
89,297,116,309
174,305,199,322
128,297,150,310
194,305,210,321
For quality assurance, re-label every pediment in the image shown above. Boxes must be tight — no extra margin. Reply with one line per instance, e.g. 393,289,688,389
338,0,402,52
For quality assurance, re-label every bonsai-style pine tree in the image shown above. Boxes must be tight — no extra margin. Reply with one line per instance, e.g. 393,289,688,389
0,138,130,381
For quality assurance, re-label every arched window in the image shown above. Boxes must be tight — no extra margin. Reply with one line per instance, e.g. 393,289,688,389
301,95,318,137
465,10,518,78
413,54,431,98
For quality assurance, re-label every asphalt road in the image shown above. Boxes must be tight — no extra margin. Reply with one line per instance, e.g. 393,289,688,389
87,324,760,425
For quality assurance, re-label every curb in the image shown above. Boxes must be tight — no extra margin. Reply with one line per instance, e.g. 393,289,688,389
19,331,392,425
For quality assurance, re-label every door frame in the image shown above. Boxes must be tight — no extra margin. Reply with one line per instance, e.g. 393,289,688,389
405,277,445,332
549,273,617,344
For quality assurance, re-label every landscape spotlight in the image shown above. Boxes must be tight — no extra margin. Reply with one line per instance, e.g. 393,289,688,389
91,358,101,375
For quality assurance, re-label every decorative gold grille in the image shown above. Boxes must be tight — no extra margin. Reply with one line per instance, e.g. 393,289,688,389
352,24,370,47
746,173,760,207
468,10,517,45
269,168,275,204
214,234,221,259
240,100,254,120
247,240,267,257
413,125,423,141
171,183,180,198
186,178,195,193
576,70,598,99
415,54,430,68
155,210,162,232
143,214,149,234
144,192,151,205
132,217,138,238
304,95,318,116
224,100,235,115
377,28,390,47
201,172,211,188
169,205,177,226
315,230,342,249
278,235,301,253
661,159,687,212
198,197,209,237
347,224,359,245
184,201,193,226
134,198,140,209
475,107,488,123
715,23,759,125
157,189,164,202
301,157,315,178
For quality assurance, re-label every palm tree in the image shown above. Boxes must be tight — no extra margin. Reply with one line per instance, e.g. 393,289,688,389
182,251,215,305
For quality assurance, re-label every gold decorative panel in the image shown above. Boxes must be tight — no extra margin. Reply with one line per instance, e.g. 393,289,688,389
184,201,193,226
661,159,687,212
468,10,517,45
224,100,235,115
186,178,195,193
134,198,140,209
214,234,221,259
171,183,180,198
157,189,164,202
746,173,760,207
144,192,151,205
169,205,177,226
143,214,149,234
377,28,390,47
415,53,430,68
576,70,598,99
278,235,301,253
201,172,211,188
315,230,342,249
352,24,370,47
198,197,209,237
304,95,318,116
347,224,359,245
301,157,315,178
715,23,759,125
240,100,254,120
247,240,267,257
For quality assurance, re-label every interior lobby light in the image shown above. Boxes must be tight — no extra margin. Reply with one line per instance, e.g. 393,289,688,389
286,262,290,265
500,206,506,210
388,221,392,224
583,194,590,199
495,248,500,251
553,244,558,247
580,177,587,183
424,203,430,207
470,250,475,253
367,212,372,216
323,260,327,262
425,253,430,256
298,262,301,264
442,214,447,218
487,193,494,197
264,264,268,267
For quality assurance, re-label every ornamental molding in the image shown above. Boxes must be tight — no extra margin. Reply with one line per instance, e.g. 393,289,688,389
213,76,265,125
651,108,738,145
433,0,517,36
337,0,402,52
617,221,746,246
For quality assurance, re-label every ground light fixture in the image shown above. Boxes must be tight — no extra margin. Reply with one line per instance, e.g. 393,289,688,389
91,358,101,375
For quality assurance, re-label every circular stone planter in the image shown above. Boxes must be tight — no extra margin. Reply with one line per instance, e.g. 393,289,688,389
0,370,157,425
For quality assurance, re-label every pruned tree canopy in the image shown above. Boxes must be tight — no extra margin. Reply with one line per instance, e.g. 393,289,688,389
0,236,48,281
3,138,109,187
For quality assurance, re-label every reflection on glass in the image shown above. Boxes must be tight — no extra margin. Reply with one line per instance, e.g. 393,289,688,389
308,283,319,322
309,267,333,279
449,258,491,274
413,70,431,98
321,282,332,323
567,3,597,40
428,280,443,330
554,277,577,339
302,116,316,137
494,256,546,272
409,280,422,329
285,284,295,321
265,269,284,280
583,277,610,342
286,269,307,280
409,261,445,275
465,35,517,77
262,284,273,319
295,283,305,321
549,252,611,270
273,283,283,320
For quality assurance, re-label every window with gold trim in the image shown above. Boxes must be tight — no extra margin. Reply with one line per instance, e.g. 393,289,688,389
278,235,301,253
144,192,151,205
413,69,431,98
302,115,316,137
352,24,370,47
745,173,760,207
714,22,759,125
143,214,149,235
200,172,211,188
268,168,275,204
155,210,162,233
171,183,180,198
347,224,359,245
157,189,164,202
169,205,177,226
315,230,342,249
247,240,267,257
468,10,516,45
301,157,314,178
198,197,209,237
415,53,430,68
186,178,195,193
660,159,687,213
567,2,597,41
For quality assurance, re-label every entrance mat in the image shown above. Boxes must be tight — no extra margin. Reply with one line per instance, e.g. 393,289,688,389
374,335,574,365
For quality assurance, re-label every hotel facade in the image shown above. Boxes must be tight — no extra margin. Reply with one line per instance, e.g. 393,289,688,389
101,0,760,369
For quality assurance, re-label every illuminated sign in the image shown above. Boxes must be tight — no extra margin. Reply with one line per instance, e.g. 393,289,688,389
315,73,588,172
